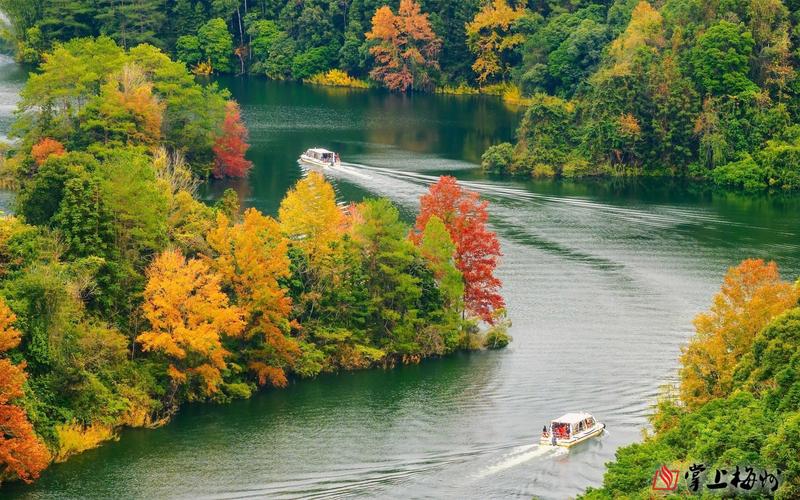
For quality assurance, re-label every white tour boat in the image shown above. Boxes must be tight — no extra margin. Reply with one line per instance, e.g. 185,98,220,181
299,148,341,168
540,412,605,447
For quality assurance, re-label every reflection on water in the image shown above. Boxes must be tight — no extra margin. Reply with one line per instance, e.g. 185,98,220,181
199,76,521,215
5,75,800,499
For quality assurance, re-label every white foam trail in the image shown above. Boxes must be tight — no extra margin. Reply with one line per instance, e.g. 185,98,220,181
334,165,372,180
474,444,567,479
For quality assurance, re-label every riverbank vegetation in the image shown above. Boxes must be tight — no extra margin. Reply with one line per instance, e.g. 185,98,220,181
582,259,800,499
0,41,507,486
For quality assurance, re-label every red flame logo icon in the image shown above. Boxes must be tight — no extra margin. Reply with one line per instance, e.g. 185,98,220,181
652,465,679,491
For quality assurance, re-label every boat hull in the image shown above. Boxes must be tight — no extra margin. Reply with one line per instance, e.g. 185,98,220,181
540,423,605,447
299,154,340,169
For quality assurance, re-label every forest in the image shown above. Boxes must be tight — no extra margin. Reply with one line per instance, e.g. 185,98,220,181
3,1,800,188
0,38,508,485
581,259,800,499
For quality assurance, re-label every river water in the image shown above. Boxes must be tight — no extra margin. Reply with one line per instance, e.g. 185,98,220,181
3,66,800,499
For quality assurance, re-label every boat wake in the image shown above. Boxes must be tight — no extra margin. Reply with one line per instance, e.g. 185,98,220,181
474,444,567,479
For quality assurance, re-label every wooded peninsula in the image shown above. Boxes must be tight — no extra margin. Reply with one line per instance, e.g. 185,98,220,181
0,38,507,485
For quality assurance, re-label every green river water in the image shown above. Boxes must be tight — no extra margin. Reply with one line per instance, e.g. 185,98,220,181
3,60,800,499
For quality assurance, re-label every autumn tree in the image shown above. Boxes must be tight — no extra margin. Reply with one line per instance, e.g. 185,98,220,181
212,101,252,178
599,1,663,79
465,0,526,84
278,172,344,263
78,64,164,147
679,259,800,409
0,298,50,484
30,138,65,166
412,176,504,323
206,209,299,387
365,0,441,92
137,249,245,399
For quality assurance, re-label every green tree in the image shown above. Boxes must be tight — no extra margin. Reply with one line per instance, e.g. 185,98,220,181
52,175,116,260
170,0,207,38
481,142,514,175
176,35,203,66
514,93,579,175
38,0,97,44
419,216,462,305
353,199,424,355
197,18,233,73
17,152,98,227
292,46,336,80
94,0,166,49
690,20,757,96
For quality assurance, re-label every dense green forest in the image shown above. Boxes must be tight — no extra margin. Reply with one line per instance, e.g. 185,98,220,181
3,1,800,188
581,259,800,499
0,38,507,485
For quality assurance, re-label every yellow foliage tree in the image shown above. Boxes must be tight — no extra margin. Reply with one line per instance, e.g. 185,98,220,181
137,249,245,397
206,209,299,387
679,258,800,408
278,172,344,263
465,0,526,84
600,1,664,78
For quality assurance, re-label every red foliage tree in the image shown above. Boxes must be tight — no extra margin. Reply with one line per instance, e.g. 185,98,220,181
30,138,65,166
365,0,441,92
412,176,504,323
0,300,50,484
212,101,252,178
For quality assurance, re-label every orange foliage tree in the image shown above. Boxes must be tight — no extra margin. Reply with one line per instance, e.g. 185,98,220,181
0,299,50,484
30,138,65,166
137,249,245,398
412,176,504,323
107,64,164,145
212,101,252,178
679,258,800,408
365,0,441,92
206,209,299,387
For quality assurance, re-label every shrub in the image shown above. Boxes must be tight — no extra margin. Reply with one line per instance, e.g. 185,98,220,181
561,156,594,178
305,69,370,89
292,46,335,80
711,155,768,190
55,422,116,462
481,143,515,174
532,163,556,177
484,328,511,349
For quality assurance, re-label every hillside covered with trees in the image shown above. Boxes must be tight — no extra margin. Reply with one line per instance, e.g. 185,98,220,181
3,1,800,188
582,259,800,499
0,38,508,485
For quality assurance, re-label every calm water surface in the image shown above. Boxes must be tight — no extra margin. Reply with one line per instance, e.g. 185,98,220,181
3,69,800,499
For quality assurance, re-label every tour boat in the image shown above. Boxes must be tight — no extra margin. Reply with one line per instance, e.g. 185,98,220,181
299,148,341,168
540,412,605,447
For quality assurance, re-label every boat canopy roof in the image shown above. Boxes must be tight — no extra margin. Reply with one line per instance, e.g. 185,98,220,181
307,148,335,154
552,412,593,425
